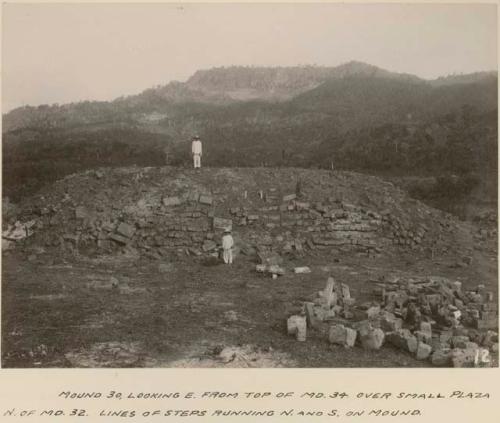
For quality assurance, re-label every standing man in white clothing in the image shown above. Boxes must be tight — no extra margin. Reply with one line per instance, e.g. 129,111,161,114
191,135,202,169
221,230,234,264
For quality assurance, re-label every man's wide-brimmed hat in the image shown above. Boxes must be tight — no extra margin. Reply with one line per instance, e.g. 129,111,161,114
194,135,200,140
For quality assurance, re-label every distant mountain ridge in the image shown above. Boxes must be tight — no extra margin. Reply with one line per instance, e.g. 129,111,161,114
430,71,497,87
185,61,424,101
3,60,496,134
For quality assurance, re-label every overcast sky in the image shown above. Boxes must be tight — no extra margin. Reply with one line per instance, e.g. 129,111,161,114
2,3,497,112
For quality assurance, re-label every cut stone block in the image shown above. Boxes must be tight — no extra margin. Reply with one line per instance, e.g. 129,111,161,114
341,283,351,300
187,192,200,202
386,329,418,353
451,335,470,349
199,195,213,205
304,302,321,329
202,240,217,251
117,222,135,238
162,196,181,206
108,233,129,245
416,342,432,360
295,317,307,342
295,201,310,210
287,315,303,335
414,330,432,345
343,298,356,307
451,347,477,368
356,320,385,350
365,305,381,319
420,321,432,335
323,277,335,308
283,193,297,202
213,217,232,231
380,312,403,332
328,324,357,347
361,327,385,350
268,265,285,276
431,349,452,367
294,267,311,274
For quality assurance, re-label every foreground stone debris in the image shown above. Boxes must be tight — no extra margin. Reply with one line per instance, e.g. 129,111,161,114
328,324,357,348
287,315,307,342
286,275,498,367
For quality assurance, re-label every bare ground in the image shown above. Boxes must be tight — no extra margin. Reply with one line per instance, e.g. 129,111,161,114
2,242,497,368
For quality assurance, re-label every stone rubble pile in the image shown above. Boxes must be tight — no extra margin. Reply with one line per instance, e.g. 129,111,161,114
2,167,472,262
287,276,498,367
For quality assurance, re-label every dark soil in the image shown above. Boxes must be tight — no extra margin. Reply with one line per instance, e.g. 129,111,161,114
2,244,497,368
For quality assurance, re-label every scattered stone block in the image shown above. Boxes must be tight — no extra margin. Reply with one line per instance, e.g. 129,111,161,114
294,239,303,252
328,324,357,348
294,267,311,274
365,305,381,319
420,321,432,335
287,315,303,335
187,248,201,256
439,330,453,343
162,196,181,207
451,347,476,368
199,194,213,205
414,330,432,344
380,312,403,332
356,321,385,350
109,233,129,245
256,264,267,273
304,302,321,329
117,222,136,238
386,329,418,353
212,217,232,231
283,194,297,203
295,317,307,342
187,192,200,202
474,317,498,330
295,201,310,210
341,283,351,300
268,265,285,276
202,240,217,252
323,277,336,308
451,335,470,349
416,342,432,360
343,298,356,307
431,349,452,367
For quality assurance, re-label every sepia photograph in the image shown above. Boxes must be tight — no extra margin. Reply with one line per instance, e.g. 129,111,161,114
2,2,498,369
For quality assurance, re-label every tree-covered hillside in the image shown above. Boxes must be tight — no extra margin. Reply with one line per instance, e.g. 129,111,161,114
3,63,497,217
